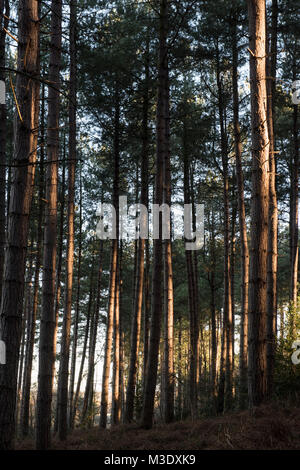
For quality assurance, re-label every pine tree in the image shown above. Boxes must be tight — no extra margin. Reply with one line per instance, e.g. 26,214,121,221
36,0,62,449
0,0,40,449
247,0,270,408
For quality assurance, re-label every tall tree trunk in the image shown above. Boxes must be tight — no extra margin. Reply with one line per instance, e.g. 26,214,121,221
142,41,151,396
81,241,103,424
125,241,145,422
209,209,217,410
52,143,66,435
112,261,121,425
20,86,45,436
57,0,77,440
230,185,237,379
53,138,67,438
36,0,62,449
217,311,226,413
289,56,299,320
141,0,167,430
177,314,182,419
231,7,249,409
99,84,120,428
162,27,174,423
290,112,299,308
69,163,82,429
247,0,270,408
72,262,94,424
143,239,150,390
125,44,149,423
81,290,95,425
17,241,34,429
0,0,9,307
183,116,198,419
266,0,278,398
119,241,125,421
216,42,233,411
191,170,200,401
0,0,40,449
99,238,117,428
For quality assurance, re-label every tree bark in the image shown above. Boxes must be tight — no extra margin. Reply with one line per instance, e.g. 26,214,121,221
0,0,40,449
231,8,249,409
125,47,149,422
289,52,299,323
247,0,270,408
0,0,9,308
183,115,198,419
72,262,94,425
208,209,217,410
57,0,77,440
36,0,62,449
266,0,278,398
81,241,103,425
162,42,174,422
216,41,233,411
141,0,166,430
99,84,120,428
20,84,45,436
69,163,82,429
53,142,66,435
112,260,121,425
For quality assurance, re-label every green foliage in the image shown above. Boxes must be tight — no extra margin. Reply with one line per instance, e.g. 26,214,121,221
274,302,300,404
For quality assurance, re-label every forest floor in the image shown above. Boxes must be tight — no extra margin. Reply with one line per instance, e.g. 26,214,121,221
16,403,300,450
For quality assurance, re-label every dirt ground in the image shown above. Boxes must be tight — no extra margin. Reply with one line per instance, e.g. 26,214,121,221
16,403,300,450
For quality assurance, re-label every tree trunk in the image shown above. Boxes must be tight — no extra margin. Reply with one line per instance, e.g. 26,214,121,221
217,311,226,413
141,0,167,430
81,241,103,425
72,262,94,425
112,260,121,425
57,0,77,440
53,142,66,435
177,314,182,419
143,239,150,391
36,0,62,449
20,85,45,436
0,0,9,308
247,0,270,408
162,26,174,423
69,163,82,429
230,185,237,379
99,84,120,428
183,116,198,419
0,0,40,449
289,53,299,321
209,209,217,410
266,0,278,398
216,41,233,411
125,42,149,423
17,242,34,430
231,8,249,409
191,171,201,402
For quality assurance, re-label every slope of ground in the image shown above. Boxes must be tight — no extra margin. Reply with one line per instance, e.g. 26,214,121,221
17,404,300,450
